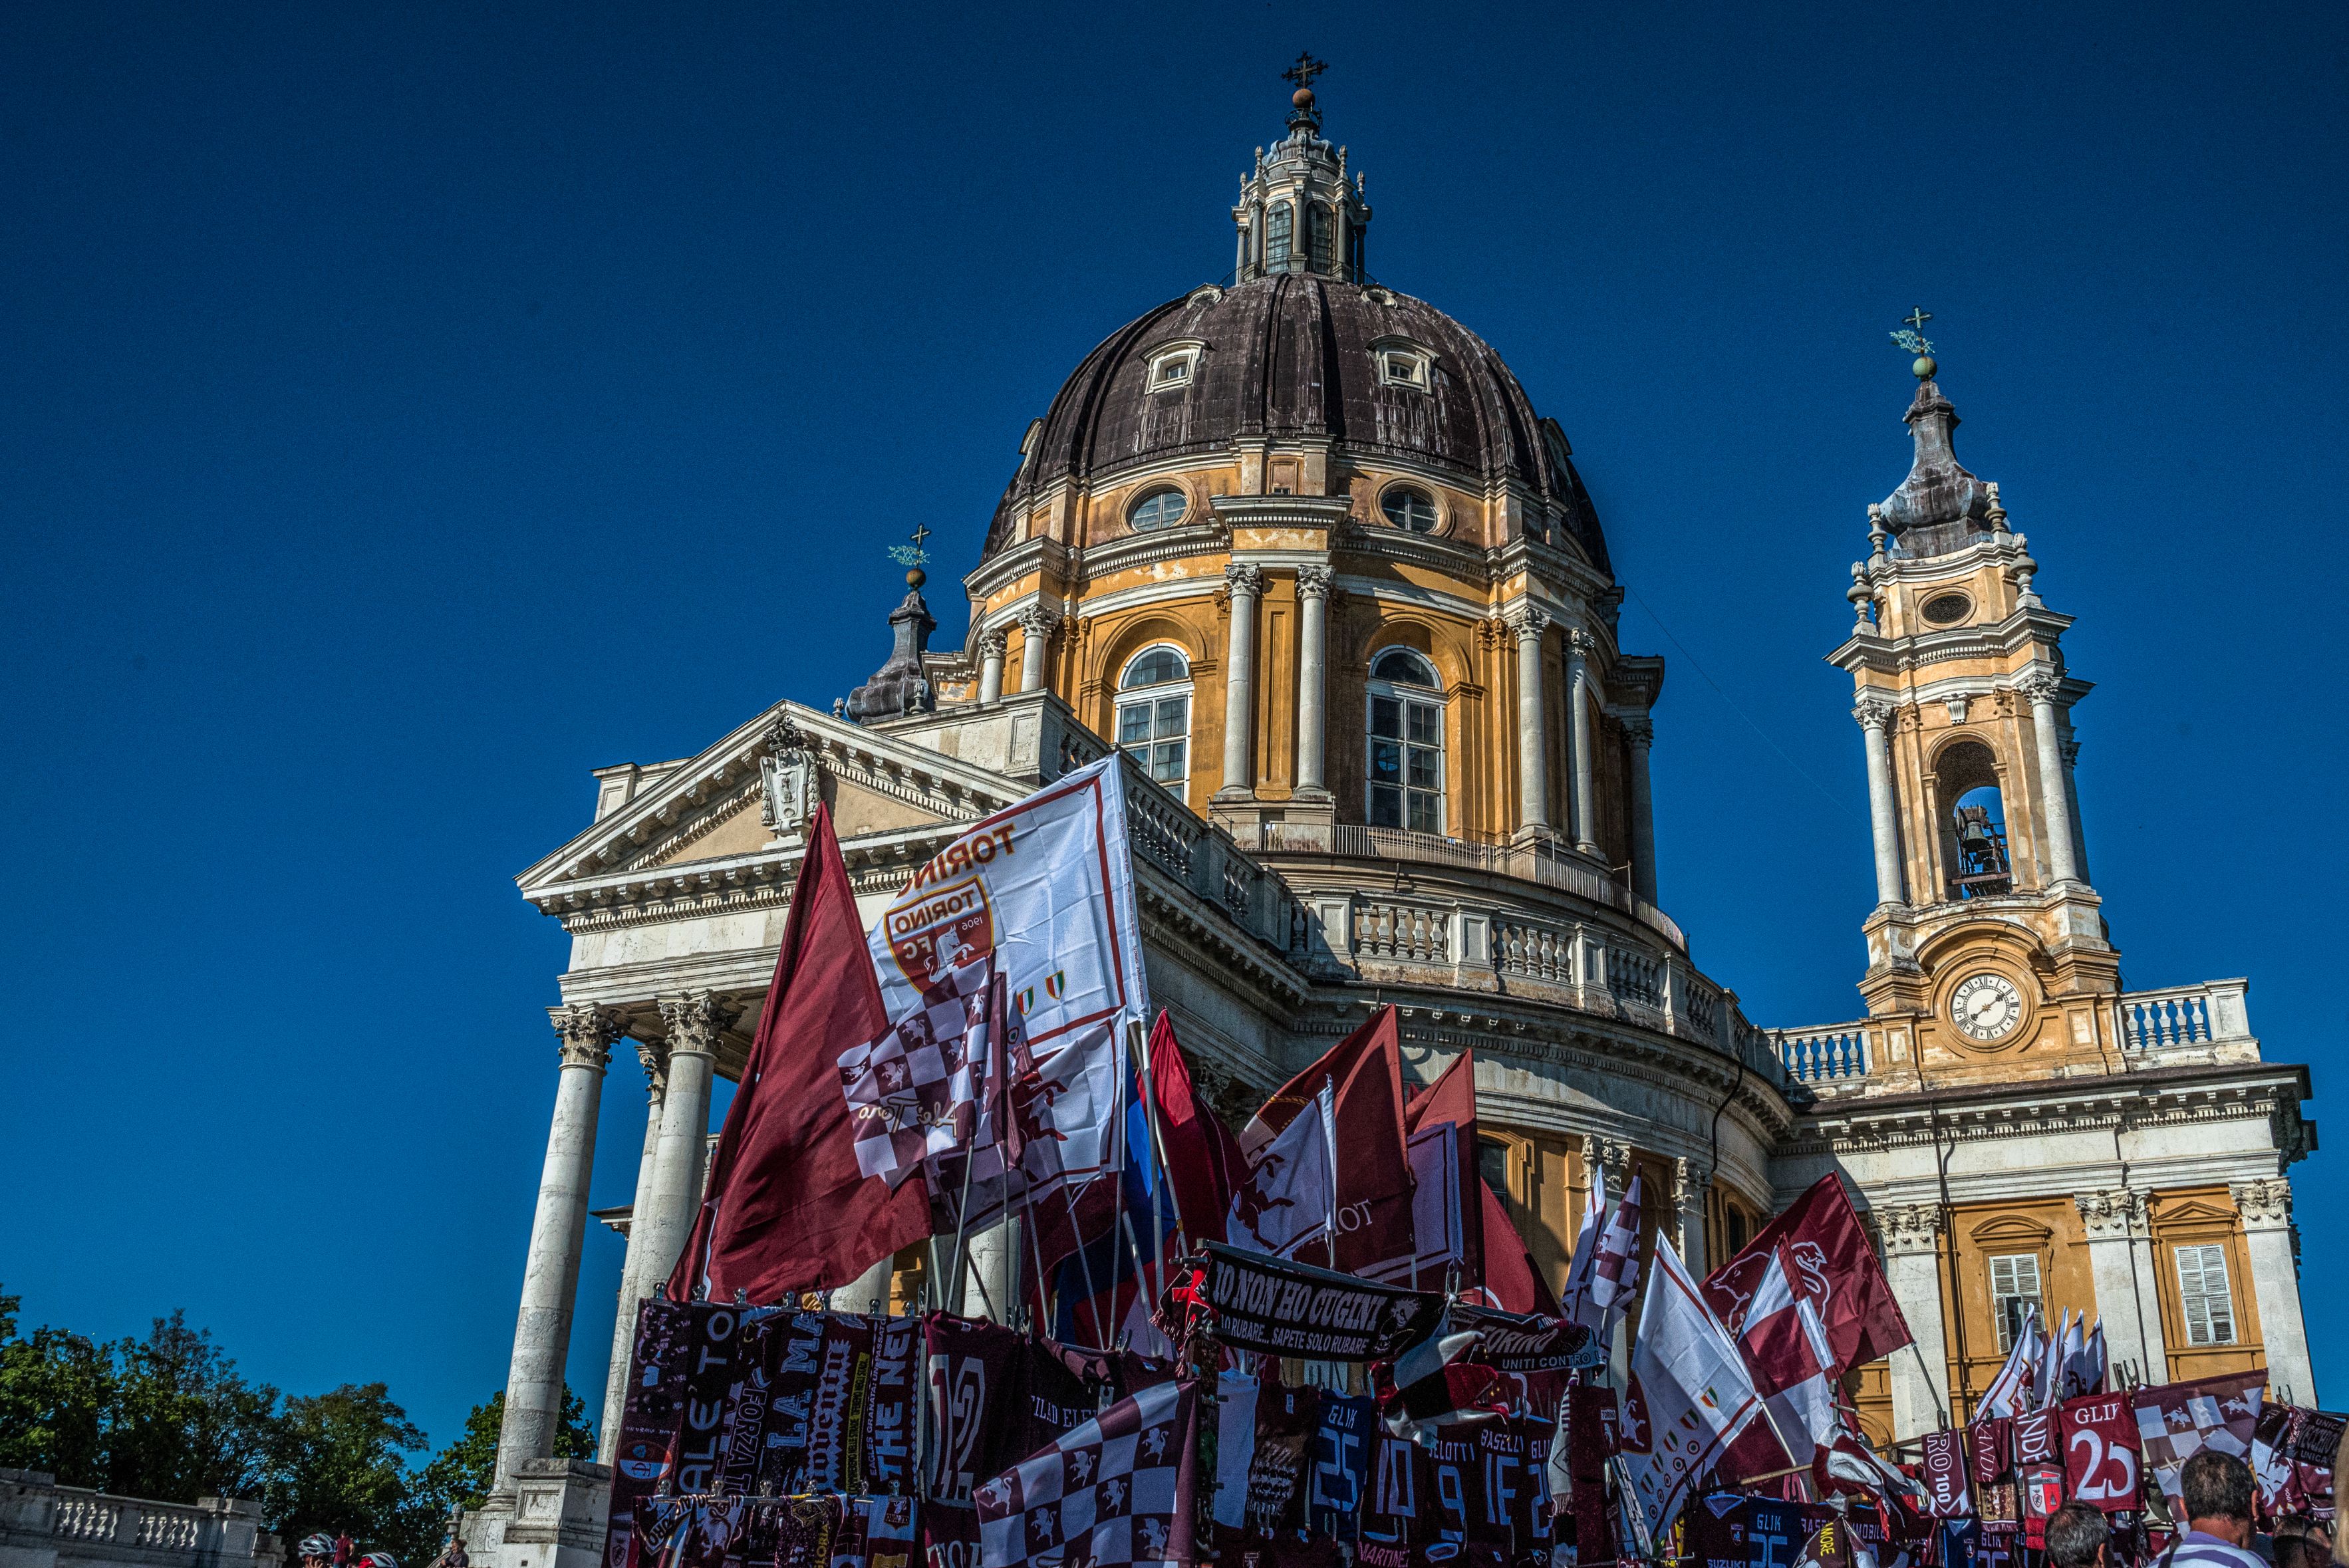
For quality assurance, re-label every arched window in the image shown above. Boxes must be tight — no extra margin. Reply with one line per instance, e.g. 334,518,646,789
1266,202,1294,269
1117,645,1192,797
1379,485,1438,532
1308,203,1334,273
1128,487,1188,531
1936,739,2011,899
1367,647,1444,832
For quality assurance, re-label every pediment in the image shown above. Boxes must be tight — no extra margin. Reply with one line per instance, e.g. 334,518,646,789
517,700,1022,902
2155,1198,2239,1228
1968,1213,2055,1247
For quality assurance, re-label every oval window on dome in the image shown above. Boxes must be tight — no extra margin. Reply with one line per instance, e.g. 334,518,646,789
1129,487,1188,531
1379,485,1438,533
1921,592,1972,626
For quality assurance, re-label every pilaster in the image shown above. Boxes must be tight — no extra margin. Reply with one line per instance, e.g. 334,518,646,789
2233,1178,2314,1403
1877,1203,1951,1439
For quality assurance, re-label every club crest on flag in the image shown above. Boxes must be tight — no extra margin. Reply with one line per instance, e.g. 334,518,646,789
885,874,996,989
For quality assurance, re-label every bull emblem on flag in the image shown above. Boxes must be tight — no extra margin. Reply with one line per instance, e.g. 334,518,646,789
885,874,995,988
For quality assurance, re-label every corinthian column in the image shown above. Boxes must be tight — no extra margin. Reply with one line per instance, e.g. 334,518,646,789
1877,1204,1950,1440
2234,1179,2314,1403
1566,629,1598,854
1511,607,1550,835
633,992,733,1306
976,630,1007,706
597,1037,669,1464
1016,606,1058,695
1214,565,1263,801
491,1003,620,1496
1294,566,1332,797
1624,716,1658,904
1855,699,1907,907
2018,676,2081,886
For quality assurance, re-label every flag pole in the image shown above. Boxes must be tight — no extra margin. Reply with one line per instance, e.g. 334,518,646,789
1132,1015,1179,1313
1321,1076,1339,1273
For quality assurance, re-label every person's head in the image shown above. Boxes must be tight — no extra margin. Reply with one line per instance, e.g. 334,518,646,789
2274,1515,2329,1568
298,1535,335,1565
2181,1450,2256,1544
2048,1501,2112,1568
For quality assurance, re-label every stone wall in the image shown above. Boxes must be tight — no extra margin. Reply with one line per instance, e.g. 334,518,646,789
0,1472,279,1568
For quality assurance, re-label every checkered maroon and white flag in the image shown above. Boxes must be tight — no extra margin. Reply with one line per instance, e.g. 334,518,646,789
837,955,994,1185
974,1377,1196,1568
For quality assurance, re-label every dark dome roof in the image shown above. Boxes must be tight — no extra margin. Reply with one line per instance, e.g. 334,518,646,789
984,273,1608,571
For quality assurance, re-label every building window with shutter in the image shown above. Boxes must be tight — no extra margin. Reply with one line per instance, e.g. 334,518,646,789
2175,1245,2237,1345
1989,1253,2043,1352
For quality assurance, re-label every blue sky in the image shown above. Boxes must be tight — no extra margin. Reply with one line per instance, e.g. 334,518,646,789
3,1,2343,1450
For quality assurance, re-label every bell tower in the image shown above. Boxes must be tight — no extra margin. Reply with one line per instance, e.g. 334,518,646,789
1830,327,2122,1085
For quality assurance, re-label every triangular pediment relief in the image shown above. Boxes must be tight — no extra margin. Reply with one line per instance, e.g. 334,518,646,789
1968,1213,2055,1247
517,700,1024,900
2153,1198,2238,1228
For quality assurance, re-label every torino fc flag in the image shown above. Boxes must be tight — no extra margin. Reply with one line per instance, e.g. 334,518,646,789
1618,1237,1766,1540
865,753,1149,1051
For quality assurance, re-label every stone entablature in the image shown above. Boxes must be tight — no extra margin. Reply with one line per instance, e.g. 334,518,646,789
0,1472,279,1568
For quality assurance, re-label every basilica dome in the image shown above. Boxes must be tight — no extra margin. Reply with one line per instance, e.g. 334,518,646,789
984,274,1609,571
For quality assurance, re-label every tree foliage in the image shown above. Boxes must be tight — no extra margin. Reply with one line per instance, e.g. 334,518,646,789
0,1287,597,1568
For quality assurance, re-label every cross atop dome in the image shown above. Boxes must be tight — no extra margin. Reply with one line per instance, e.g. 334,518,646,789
1282,51,1328,131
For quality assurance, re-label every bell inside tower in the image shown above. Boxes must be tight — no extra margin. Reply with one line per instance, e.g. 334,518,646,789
1936,739,2012,900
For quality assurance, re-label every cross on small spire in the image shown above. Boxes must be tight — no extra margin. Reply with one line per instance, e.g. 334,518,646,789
887,521,932,569
1902,307,1932,336
908,521,932,552
1282,51,1327,91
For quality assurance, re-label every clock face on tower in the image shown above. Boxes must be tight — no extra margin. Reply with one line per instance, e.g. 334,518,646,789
1950,972,2025,1042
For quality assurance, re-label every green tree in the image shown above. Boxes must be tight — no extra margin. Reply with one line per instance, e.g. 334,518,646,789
103,1310,280,1503
263,1383,433,1566
0,1288,114,1487
412,1388,596,1524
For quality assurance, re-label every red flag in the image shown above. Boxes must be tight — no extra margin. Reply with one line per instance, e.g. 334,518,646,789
666,804,932,1301
1239,1004,1400,1157
1319,1011,1417,1275
1703,1174,1912,1372
1403,1051,1488,1294
1145,1012,1246,1251
1478,1178,1562,1315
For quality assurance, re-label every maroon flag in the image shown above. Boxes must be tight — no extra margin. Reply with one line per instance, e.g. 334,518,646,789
1403,1051,1488,1295
1242,1007,1417,1277
666,804,933,1301
2058,1393,2142,1514
1703,1174,1912,1373
1146,1011,1247,1251
1921,1428,1973,1518
1479,1178,1562,1316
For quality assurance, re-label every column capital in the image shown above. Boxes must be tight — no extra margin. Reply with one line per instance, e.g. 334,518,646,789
1015,604,1060,640
1508,604,1550,640
548,1003,622,1071
2015,673,2063,706
1566,626,1597,658
1579,1132,1633,1182
1671,1155,1705,1212
1622,716,1655,747
1854,696,1897,731
1877,1202,1945,1258
634,1037,672,1099
656,990,736,1059
1295,563,1333,600
2060,738,2082,767
1224,563,1265,596
2074,1187,2147,1240
2233,1176,2293,1229
976,627,1008,659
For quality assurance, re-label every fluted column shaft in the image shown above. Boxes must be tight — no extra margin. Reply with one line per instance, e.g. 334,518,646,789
1216,565,1262,799
1512,608,1550,834
1625,717,1657,904
633,993,729,1309
491,1005,619,1496
1295,567,1331,795
976,632,1007,707
597,1040,669,1464
1857,701,1907,906
2020,677,2081,885
1566,629,1598,853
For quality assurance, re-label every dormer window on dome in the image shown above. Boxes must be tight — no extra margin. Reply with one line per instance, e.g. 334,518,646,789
1146,340,1205,392
1370,336,1432,391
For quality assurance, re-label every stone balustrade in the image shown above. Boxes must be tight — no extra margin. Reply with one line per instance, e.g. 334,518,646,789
0,1471,279,1568
1772,1025,1871,1085
2116,979,2253,1055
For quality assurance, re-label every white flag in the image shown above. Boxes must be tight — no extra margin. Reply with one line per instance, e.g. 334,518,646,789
866,753,1149,1051
1556,1174,1607,1325
1584,1174,1645,1339
1978,1306,2043,1419
1616,1236,1766,1541
1226,1082,1336,1259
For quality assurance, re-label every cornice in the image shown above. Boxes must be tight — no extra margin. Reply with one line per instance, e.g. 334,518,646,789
1828,606,2078,676
1212,493,1355,531
960,534,1075,610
